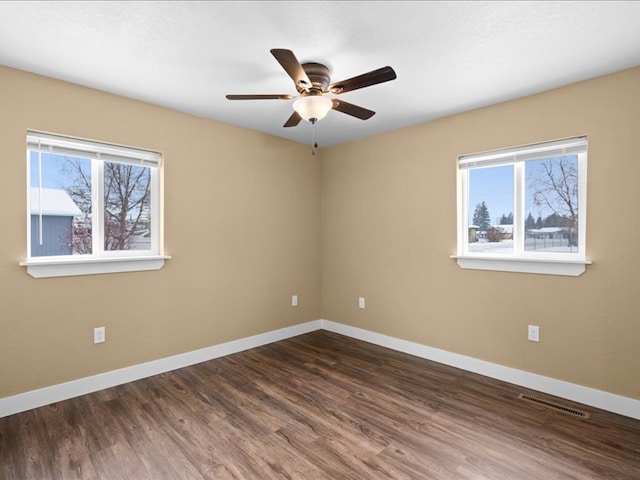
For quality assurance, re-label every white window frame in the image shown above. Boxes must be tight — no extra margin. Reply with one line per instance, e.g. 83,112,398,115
21,131,170,278
453,136,591,276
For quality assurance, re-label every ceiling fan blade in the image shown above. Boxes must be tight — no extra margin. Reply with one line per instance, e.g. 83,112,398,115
329,66,397,94
226,94,293,100
283,111,302,128
270,49,312,91
331,99,375,120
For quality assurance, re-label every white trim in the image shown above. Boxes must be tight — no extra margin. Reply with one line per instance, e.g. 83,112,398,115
451,255,591,276
459,136,587,166
19,255,172,278
1,319,638,421
320,320,640,420
0,320,322,419
27,131,160,165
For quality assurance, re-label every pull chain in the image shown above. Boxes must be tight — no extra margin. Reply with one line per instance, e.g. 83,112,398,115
311,118,318,156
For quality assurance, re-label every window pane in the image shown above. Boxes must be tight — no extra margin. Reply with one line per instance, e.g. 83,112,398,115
525,156,579,253
29,152,92,256
467,165,514,254
104,162,152,252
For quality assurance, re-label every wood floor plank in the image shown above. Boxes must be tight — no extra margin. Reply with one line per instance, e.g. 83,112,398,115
2,330,640,479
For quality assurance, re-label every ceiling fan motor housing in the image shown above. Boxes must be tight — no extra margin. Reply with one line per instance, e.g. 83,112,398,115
300,62,331,93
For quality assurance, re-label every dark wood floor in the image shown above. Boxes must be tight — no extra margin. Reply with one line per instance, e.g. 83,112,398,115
1,330,640,479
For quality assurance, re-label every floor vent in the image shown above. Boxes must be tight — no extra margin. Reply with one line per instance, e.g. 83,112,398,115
518,393,590,419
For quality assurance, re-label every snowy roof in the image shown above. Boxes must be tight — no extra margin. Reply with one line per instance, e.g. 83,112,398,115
30,188,82,217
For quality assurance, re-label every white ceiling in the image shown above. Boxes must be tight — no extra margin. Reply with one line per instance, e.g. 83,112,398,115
1,1,639,147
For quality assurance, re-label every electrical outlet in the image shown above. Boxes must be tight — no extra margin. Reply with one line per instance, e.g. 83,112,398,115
291,295,298,307
94,326,106,344
528,325,540,342
358,297,365,309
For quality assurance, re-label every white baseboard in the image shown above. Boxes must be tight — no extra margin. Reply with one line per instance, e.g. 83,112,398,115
0,320,322,419
2,318,639,421
320,319,640,420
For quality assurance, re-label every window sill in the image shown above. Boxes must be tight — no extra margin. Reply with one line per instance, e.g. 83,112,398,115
20,255,171,278
451,255,591,276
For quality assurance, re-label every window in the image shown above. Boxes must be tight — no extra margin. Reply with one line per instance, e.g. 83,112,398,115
454,136,589,276
21,131,168,278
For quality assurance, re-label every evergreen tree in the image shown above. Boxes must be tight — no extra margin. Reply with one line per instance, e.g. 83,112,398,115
543,213,572,228
543,213,554,227
525,212,536,230
499,212,513,225
472,201,491,231
535,216,543,229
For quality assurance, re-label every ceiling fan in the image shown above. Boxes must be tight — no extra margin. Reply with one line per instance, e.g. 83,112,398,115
226,49,397,128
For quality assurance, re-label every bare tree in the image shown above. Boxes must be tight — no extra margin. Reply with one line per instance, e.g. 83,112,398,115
63,159,150,253
527,157,578,245
104,163,150,251
62,159,93,254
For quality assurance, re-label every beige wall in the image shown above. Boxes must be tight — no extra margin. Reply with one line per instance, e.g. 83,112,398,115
321,67,640,401
0,66,321,398
2,64,639,404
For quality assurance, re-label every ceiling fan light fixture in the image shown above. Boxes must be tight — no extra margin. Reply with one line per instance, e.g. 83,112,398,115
293,95,333,122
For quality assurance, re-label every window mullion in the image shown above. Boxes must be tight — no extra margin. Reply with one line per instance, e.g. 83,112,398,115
459,166,469,255
513,162,524,255
577,152,587,255
92,160,104,256
150,167,160,253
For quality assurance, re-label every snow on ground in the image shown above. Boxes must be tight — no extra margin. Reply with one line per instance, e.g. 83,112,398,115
468,240,578,254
